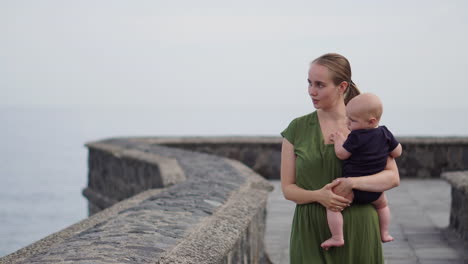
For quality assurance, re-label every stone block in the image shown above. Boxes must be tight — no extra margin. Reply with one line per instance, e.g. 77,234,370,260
442,171,468,243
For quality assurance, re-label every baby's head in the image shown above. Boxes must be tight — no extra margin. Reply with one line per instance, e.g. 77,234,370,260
346,93,383,131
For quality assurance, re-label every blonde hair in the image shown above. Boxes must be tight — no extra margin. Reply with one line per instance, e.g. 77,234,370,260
349,93,383,121
312,53,360,105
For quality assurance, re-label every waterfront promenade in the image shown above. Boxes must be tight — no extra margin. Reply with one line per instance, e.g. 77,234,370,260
265,179,468,264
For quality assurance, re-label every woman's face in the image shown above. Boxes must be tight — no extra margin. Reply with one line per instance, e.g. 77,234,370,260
307,63,343,110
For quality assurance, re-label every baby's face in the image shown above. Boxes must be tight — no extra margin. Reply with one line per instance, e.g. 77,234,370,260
346,113,369,131
346,103,372,131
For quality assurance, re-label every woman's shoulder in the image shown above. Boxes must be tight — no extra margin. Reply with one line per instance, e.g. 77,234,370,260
281,111,317,143
290,111,317,125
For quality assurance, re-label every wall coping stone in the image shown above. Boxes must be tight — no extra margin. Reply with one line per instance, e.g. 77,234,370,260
159,159,273,263
85,141,186,187
0,188,165,264
398,137,468,144
442,171,468,195
441,170,468,243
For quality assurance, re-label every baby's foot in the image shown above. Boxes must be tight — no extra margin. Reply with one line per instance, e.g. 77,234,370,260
321,237,344,250
381,232,394,243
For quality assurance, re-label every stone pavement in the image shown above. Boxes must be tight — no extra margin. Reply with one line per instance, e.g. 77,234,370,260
265,179,468,264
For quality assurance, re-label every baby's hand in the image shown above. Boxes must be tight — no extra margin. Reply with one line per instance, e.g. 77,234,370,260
330,131,345,144
335,131,345,141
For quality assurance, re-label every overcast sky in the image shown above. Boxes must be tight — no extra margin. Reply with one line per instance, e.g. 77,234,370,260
2,0,468,114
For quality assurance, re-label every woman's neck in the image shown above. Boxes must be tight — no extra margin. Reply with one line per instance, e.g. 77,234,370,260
317,103,347,122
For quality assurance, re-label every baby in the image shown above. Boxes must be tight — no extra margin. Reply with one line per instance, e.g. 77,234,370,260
321,93,402,250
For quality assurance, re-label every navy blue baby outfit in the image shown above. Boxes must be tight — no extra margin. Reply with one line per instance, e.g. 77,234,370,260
342,126,399,204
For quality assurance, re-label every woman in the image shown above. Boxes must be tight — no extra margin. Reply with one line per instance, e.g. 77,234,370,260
280,53,400,263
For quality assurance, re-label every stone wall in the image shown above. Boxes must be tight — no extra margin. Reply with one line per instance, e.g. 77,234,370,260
442,171,468,243
82,142,186,214
398,137,468,178
3,135,468,264
128,136,468,179
135,137,282,180
0,138,273,264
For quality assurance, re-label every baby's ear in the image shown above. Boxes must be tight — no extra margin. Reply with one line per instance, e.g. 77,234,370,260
368,117,377,126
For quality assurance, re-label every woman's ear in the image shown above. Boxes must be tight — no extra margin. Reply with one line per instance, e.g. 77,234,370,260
339,81,348,94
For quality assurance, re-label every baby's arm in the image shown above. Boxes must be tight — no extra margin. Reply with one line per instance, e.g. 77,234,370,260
330,132,351,160
390,143,402,158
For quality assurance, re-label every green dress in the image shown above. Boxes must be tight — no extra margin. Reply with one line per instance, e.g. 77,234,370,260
281,111,383,264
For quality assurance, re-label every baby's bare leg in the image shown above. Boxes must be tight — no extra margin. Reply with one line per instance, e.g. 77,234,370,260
372,192,394,242
321,209,345,250
321,192,353,250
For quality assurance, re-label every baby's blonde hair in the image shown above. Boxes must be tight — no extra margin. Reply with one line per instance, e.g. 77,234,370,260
348,93,383,122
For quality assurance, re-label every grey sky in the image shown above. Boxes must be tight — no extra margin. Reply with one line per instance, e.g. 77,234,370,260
2,0,468,112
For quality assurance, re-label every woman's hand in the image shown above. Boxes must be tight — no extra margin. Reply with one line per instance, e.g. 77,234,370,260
318,180,351,211
331,178,354,197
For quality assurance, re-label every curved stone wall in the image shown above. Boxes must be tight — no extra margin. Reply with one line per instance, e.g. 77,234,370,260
127,136,468,179
82,141,187,214
1,138,273,263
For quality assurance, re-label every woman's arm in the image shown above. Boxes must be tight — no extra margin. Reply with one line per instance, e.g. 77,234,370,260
281,138,351,209
332,156,400,196
390,143,403,158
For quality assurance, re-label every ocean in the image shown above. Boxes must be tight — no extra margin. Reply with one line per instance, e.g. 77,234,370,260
1,105,467,257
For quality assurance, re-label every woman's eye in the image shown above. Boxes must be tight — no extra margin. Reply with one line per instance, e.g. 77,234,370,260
308,81,325,88
315,82,325,88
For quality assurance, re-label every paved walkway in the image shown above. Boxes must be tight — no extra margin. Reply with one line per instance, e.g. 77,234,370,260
265,179,468,264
